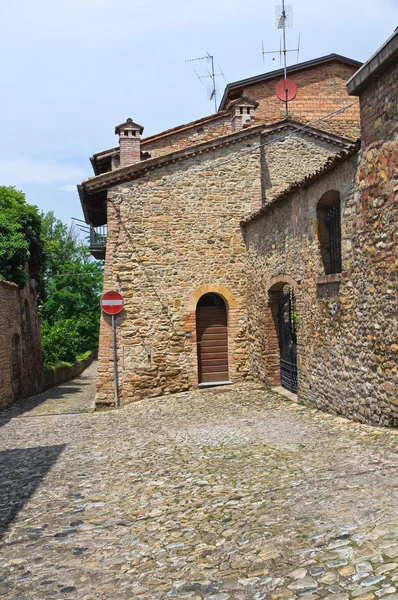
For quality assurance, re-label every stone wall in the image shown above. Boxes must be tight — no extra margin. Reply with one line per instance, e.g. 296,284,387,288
96,134,263,404
142,114,232,158
0,280,42,408
244,141,398,426
259,129,350,204
96,127,349,405
358,60,397,146
42,352,95,392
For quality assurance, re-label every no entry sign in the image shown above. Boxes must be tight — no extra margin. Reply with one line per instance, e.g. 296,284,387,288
100,291,124,315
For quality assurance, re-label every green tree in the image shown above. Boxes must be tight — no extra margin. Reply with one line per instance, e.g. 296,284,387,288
41,211,81,281
0,190,104,366
0,216,30,286
39,213,104,366
0,186,44,289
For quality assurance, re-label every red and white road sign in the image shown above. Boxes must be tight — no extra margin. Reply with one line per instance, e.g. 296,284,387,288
100,291,124,315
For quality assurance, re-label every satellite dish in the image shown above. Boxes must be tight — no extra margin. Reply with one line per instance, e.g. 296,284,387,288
276,78,297,102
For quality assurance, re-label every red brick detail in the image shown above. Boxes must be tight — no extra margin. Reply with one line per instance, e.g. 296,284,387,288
231,62,360,140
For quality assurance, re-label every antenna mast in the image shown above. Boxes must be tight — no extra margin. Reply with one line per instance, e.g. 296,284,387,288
281,0,288,83
262,3,300,118
185,52,227,112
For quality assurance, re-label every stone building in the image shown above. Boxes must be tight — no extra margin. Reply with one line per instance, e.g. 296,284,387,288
79,53,363,406
0,278,42,408
242,30,397,425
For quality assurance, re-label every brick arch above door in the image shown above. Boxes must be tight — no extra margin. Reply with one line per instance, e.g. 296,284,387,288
267,274,298,292
187,284,238,311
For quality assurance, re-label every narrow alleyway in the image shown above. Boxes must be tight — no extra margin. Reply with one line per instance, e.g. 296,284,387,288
0,368,397,600
0,361,96,422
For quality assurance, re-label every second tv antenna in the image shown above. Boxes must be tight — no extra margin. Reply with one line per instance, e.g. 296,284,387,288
185,52,227,112
262,1,300,117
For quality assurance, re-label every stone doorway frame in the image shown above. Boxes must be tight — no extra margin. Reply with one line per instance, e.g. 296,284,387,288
264,276,299,390
185,284,239,387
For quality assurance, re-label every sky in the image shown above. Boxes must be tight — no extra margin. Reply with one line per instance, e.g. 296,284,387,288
0,0,396,229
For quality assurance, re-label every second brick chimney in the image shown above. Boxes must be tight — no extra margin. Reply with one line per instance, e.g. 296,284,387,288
115,118,144,168
228,96,259,132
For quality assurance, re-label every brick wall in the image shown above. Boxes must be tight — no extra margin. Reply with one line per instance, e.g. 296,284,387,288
231,62,360,140
119,134,141,167
0,280,42,408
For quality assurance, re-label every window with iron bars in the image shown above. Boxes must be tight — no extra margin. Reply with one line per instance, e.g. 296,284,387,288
325,203,342,274
317,191,342,275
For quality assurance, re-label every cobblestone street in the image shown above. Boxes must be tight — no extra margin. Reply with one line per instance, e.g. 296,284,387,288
0,364,397,600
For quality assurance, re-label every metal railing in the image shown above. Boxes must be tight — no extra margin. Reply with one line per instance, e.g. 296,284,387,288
90,224,107,250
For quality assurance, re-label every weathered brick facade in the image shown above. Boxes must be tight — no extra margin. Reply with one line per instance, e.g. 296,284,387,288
232,62,361,140
0,280,42,408
243,33,398,425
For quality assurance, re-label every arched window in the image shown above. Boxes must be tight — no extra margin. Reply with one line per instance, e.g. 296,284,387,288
317,191,342,275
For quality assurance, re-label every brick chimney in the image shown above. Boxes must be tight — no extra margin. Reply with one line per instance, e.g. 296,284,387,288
228,96,259,133
115,118,144,168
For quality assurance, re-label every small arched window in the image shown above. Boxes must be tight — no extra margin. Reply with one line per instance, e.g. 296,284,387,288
316,191,342,275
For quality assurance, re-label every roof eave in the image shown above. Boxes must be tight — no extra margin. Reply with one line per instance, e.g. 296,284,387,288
347,29,398,95
82,124,265,194
90,156,99,176
77,184,90,223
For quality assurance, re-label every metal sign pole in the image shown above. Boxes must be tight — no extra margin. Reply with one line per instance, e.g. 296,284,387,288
112,314,119,407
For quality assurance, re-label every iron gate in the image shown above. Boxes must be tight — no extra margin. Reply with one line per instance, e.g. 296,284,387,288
278,288,298,393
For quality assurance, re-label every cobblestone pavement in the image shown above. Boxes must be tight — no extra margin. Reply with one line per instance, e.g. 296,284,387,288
0,362,96,421
0,369,397,600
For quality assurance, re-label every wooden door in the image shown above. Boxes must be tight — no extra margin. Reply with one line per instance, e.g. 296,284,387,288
196,295,229,384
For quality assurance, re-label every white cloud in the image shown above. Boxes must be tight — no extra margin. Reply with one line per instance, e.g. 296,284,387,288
57,184,78,193
0,158,85,186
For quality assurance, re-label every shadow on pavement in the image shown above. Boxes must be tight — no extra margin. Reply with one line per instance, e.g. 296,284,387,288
0,444,66,538
0,369,95,428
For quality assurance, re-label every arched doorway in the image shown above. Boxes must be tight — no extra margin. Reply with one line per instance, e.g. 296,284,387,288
278,287,297,393
196,293,229,384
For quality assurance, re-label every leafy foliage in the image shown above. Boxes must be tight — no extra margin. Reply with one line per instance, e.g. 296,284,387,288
0,216,30,286
0,189,104,367
39,215,104,366
41,212,82,282
0,186,44,289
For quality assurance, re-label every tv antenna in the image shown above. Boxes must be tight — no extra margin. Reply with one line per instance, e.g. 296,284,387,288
261,1,300,117
185,52,227,112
